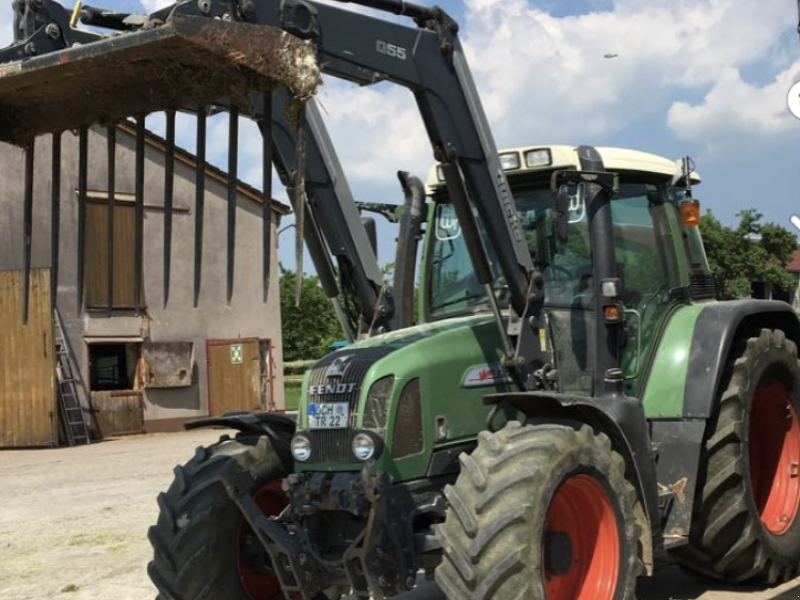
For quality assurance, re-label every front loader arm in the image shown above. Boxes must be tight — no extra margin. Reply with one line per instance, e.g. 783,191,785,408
247,0,544,385
267,93,396,337
253,0,535,308
0,0,546,383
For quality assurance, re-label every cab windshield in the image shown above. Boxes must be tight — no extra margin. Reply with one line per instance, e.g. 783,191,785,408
426,176,671,320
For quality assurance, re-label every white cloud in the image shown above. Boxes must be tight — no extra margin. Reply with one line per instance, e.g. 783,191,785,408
667,61,800,157
458,0,793,149
221,0,799,237
0,0,795,206
315,83,432,187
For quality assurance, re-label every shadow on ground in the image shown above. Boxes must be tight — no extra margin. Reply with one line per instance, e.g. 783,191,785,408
637,563,758,599
383,561,800,600
637,561,800,600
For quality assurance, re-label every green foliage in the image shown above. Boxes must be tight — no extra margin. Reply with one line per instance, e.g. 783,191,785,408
284,377,303,411
381,262,395,283
699,209,798,300
279,266,343,361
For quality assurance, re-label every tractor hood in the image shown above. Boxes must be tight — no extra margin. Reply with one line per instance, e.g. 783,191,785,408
348,313,499,351
297,313,515,479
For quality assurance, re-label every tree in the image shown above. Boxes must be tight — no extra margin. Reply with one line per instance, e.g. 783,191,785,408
699,209,798,300
279,266,343,361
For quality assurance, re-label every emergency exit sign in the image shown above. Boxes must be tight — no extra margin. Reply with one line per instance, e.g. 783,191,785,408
230,343,243,364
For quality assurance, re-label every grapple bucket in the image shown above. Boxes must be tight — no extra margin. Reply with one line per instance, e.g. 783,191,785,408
0,15,316,145
0,13,318,321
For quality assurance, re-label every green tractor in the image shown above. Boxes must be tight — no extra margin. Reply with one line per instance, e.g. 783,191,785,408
2,0,797,597
149,143,800,600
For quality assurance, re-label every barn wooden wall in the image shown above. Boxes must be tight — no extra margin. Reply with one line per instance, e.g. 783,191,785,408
0,268,56,447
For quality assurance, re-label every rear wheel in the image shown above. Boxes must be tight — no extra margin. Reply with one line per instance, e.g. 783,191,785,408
672,328,800,583
147,434,292,600
435,421,640,600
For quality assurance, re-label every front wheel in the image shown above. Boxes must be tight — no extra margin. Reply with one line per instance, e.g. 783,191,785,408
435,421,641,600
147,434,292,600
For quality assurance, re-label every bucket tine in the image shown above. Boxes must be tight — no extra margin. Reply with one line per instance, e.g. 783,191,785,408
50,131,62,308
260,93,273,303
22,140,34,325
163,109,176,308
227,106,239,305
134,116,145,316
106,125,116,317
77,128,88,311
293,105,307,306
194,108,207,308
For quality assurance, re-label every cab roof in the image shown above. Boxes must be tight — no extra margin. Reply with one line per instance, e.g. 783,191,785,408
426,144,701,192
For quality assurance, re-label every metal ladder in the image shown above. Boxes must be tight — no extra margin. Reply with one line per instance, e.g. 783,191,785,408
54,308,91,446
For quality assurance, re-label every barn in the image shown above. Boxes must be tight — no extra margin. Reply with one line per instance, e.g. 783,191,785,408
0,123,290,447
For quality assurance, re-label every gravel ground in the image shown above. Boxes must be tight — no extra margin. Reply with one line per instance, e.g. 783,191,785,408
2,429,800,600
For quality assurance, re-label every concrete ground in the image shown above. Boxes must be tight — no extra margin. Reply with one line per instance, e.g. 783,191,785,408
2,429,800,600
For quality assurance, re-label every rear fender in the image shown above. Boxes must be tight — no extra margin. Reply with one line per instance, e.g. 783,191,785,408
683,300,800,418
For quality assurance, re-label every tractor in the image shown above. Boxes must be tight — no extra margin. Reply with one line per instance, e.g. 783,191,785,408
1,0,799,599
150,142,800,600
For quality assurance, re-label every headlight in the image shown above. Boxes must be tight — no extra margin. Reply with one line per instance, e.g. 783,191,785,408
351,431,383,461
499,152,520,171
525,148,552,168
291,434,312,462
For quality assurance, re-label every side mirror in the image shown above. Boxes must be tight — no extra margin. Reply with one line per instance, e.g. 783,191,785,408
554,185,570,244
670,156,696,187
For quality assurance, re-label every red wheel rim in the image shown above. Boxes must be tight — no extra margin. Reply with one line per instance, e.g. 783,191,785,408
543,474,620,600
749,380,800,535
237,479,288,600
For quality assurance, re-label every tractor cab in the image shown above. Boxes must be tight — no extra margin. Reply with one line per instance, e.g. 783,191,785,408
423,145,711,398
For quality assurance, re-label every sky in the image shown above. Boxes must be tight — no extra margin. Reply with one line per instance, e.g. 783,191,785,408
2,0,799,274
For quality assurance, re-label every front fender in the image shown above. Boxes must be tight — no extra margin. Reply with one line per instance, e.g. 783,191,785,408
185,411,296,466
485,390,659,549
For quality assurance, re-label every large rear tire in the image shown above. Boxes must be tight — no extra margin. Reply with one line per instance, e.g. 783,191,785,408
435,421,640,600
147,434,292,600
671,328,800,583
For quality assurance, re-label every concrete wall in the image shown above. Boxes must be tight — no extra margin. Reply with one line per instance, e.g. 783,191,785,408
0,125,286,430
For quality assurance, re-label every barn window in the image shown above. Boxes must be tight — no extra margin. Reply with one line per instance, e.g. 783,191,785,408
82,191,143,311
88,341,142,391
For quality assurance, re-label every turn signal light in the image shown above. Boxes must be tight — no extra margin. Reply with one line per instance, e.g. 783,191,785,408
680,200,701,227
604,305,622,322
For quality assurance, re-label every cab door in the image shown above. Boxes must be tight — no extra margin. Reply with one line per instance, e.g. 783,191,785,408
611,184,683,396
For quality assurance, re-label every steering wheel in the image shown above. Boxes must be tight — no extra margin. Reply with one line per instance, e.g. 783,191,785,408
544,263,575,282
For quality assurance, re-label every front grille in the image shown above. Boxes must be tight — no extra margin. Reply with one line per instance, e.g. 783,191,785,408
392,379,422,458
304,347,395,464
306,428,354,463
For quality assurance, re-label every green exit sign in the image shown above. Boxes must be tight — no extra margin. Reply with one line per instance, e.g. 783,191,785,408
230,343,243,364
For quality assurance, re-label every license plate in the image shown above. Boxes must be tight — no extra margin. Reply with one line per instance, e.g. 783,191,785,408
308,402,349,429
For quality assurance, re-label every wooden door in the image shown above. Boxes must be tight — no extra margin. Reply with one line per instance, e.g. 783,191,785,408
91,391,144,437
207,339,263,415
0,268,57,447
